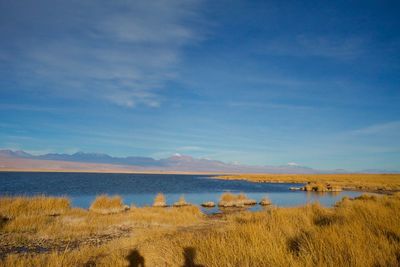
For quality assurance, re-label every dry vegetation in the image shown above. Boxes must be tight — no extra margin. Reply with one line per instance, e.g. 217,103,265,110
153,193,167,207
89,195,127,214
173,195,191,207
219,193,257,207
0,196,70,217
1,193,400,266
217,173,400,192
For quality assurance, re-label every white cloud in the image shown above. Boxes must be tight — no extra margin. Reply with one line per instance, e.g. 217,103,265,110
1,0,203,108
350,121,400,136
287,162,300,166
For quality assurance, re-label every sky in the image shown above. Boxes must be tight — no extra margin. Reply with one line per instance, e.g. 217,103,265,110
0,0,399,171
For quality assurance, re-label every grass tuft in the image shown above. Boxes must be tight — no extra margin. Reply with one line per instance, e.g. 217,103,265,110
219,193,256,207
89,195,126,214
153,193,167,207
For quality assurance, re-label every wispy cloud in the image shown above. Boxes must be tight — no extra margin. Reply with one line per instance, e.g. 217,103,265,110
177,146,204,151
226,101,314,110
349,121,400,136
261,34,365,60
1,0,202,108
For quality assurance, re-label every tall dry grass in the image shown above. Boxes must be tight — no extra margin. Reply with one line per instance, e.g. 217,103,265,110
1,194,399,266
219,192,256,207
153,193,167,207
173,195,191,207
136,193,400,266
0,195,70,218
0,196,203,240
89,195,126,214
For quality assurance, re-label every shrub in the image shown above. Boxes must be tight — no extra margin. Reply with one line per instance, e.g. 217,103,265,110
219,193,256,207
153,193,167,207
89,195,126,214
173,195,190,207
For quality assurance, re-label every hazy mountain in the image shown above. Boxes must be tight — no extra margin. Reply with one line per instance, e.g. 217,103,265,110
35,152,161,167
0,149,33,158
0,149,397,173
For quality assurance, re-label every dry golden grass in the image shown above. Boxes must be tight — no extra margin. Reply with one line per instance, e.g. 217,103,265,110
134,193,400,266
173,195,191,207
0,196,204,243
0,195,70,218
89,195,126,214
217,173,400,192
220,192,236,202
219,192,256,207
153,193,167,207
1,194,400,266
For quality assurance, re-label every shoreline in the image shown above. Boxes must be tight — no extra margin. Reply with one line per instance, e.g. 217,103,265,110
214,173,400,194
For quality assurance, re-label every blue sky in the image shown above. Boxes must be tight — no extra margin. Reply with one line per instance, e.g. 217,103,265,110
0,0,399,171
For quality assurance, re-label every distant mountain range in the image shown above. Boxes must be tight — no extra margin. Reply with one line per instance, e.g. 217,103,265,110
0,149,397,174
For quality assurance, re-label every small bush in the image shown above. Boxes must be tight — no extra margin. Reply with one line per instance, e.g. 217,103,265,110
173,195,190,207
89,195,125,214
219,193,256,207
153,193,167,207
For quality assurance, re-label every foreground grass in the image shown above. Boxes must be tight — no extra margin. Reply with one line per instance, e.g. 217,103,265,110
217,173,400,192
1,194,400,266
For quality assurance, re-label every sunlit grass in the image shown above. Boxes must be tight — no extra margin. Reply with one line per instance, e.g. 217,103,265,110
219,192,257,207
1,194,399,266
89,195,126,214
217,173,400,191
0,195,70,218
153,193,167,207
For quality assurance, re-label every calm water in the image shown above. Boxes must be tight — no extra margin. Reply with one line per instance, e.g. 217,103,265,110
0,172,363,213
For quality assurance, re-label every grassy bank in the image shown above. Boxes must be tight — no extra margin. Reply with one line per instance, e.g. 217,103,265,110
1,193,400,266
216,173,400,192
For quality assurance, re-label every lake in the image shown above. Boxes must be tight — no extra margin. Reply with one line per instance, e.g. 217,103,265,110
0,172,363,213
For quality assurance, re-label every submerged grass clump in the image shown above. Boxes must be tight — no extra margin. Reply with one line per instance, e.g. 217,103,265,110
219,192,257,207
